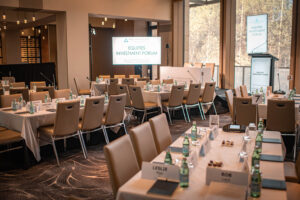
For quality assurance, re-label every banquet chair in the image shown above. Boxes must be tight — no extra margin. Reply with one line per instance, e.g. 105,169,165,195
10,88,29,102
285,153,300,200
267,86,273,95
128,86,159,123
130,122,158,168
225,89,234,122
103,94,127,143
30,91,50,103
135,81,146,88
114,75,126,78
10,82,25,88
79,97,106,144
104,135,140,196
2,76,15,83
266,99,298,161
54,89,71,99
234,87,242,97
121,78,134,86
194,62,203,68
162,85,187,124
36,86,55,99
150,80,160,85
199,82,217,120
117,85,131,108
38,100,87,165
99,75,111,79
108,78,118,95
129,75,140,79
240,85,249,97
163,79,174,84
30,81,46,89
138,77,150,82
0,93,22,108
235,97,257,126
73,78,91,96
149,113,172,153
205,63,215,79
183,83,203,122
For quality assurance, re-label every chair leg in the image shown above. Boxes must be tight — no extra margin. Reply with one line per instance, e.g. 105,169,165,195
78,132,88,159
80,131,88,157
166,107,172,125
102,127,110,144
293,135,297,161
122,122,128,135
212,102,217,115
181,105,187,123
141,110,146,123
198,103,204,120
51,137,60,166
22,140,30,169
185,106,191,123
200,103,206,120
63,138,67,152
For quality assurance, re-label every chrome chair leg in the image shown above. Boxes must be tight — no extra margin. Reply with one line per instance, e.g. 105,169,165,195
293,135,297,161
78,132,87,159
102,127,110,144
51,137,60,166
166,107,172,125
141,110,146,123
198,103,204,120
200,103,206,120
181,105,187,122
212,102,217,115
63,138,67,152
185,106,191,123
122,122,128,135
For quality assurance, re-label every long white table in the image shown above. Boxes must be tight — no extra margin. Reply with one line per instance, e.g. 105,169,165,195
117,128,287,200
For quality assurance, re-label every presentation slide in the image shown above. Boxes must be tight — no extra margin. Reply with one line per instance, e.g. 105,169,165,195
112,37,161,65
247,14,268,53
250,57,271,93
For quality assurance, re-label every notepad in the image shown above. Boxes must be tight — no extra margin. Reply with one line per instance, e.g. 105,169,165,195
147,180,178,196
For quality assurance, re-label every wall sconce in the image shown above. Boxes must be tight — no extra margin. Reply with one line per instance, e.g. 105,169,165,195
17,20,20,25
104,17,107,21
44,25,47,29
2,13,6,20
32,27,35,31
102,21,105,26
113,23,116,29
124,19,127,22
24,18,28,24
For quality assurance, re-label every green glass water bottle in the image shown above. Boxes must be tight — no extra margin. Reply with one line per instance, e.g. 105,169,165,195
257,119,264,133
182,134,190,157
191,121,197,143
255,132,262,153
179,157,189,188
29,101,34,114
251,145,260,170
164,147,172,165
250,164,261,198
69,90,73,100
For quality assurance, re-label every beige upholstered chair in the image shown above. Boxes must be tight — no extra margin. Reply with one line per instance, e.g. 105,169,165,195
163,79,174,84
162,85,187,124
225,89,234,122
129,75,140,79
121,78,134,86
150,80,160,85
9,88,29,102
234,87,242,97
117,84,131,108
138,77,150,82
114,75,126,78
130,122,158,168
199,82,217,120
103,94,127,143
11,82,25,88
2,77,15,83
38,100,87,165
266,99,297,160
149,113,172,153
108,78,119,95
0,93,22,108
235,97,257,126
54,89,71,100
74,78,91,96
30,81,46,89
240,85,249,97
99,75,111,79
36,86,55,99
183,83,203,122
135,81,147,88
104,135,140,196
194,62,203,68
30,91,50,103
128,86,159,123
80,97,106,143
285,153,300,200
205,63,215,79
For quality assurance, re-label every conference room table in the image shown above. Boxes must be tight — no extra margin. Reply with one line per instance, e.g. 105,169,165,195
117,127,287,200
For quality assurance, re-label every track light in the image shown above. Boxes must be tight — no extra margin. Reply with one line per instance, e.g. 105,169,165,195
38,29,41,34
2,13,6,20
113,23,116,29
32,15,36,22
102,21,104,25
124,19,127,22
24,18,27,24
32,27,35,31
104,17,107,21
17,20,20,25
3,25,6,30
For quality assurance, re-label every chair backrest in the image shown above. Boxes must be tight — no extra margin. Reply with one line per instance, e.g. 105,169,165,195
185,83,201,105
9,88,29,102
30,81,46,89
104,94,126,125
104,135,140,196
11,82,25,88
138,77,150,82
54,89,71,100
108,78,118,95
130,122,158,168
99,75,111,79
53,100,80,136
0,94,22,108
117,84,131,107
2,77,15,83
184,62,192,67
149,113,172,153
168,85,185,107
114,75,126,78
205,63,215,78
163,79,174,84
129,75,140,79
30,91,50,103
81,96,104,131
266,99,295,132
225,89,234,120
128,86,145,109
194,62,203,68
36,86,55,99
202,82,216,103
234,87,242,97
296,153,300,181
267,86,273,94
150,80,160,85
235,97,257,126
121,78,134,86
240,85,249,97
135,81,146,88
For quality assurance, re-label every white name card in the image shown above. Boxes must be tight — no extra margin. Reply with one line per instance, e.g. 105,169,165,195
206,167,249,186
141,162,180,181
199,138,211,157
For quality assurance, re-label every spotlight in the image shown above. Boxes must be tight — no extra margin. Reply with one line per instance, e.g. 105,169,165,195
17,20,20,25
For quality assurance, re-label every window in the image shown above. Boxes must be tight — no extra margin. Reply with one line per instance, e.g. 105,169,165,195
20,36,41,63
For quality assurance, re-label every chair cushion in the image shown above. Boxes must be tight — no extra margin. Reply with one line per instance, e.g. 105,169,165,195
38,125,55,137
0,129,22,145
286,182,300,200
285,162,299,182
162,101,169,107
79,89,91,95
144,102,158,108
